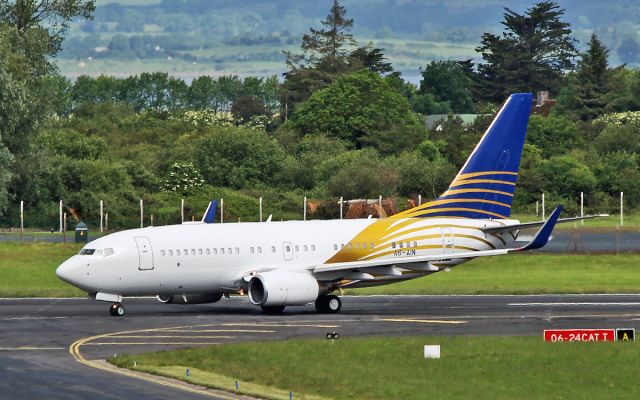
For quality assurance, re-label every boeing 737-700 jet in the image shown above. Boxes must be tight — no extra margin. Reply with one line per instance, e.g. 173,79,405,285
56,93,599,316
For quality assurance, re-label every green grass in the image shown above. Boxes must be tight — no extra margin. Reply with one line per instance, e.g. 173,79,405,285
0,242,84,297
109,336,640,400
350,254,640,295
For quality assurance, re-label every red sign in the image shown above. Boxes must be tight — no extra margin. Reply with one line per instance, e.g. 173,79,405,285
544,329,615,342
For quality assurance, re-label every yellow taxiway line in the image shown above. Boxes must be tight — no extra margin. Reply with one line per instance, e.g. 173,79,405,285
69,326,238,399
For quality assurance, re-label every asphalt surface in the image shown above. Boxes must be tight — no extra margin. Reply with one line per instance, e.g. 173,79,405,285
2,295,640,399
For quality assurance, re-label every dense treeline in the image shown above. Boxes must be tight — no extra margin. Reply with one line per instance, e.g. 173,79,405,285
1,0,640,229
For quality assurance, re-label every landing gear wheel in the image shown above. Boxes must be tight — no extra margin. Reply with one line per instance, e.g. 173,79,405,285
109,302,125,317
315,294,342,314
261,305,285,314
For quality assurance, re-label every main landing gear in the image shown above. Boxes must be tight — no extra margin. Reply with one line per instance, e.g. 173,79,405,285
315,294,342,314
109,302,125,317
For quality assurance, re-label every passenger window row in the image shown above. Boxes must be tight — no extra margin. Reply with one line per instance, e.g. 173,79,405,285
391,241,418,249
333,242,376,251
159,243,318,257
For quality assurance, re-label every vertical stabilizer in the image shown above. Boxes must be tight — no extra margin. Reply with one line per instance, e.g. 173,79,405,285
398,93,533,219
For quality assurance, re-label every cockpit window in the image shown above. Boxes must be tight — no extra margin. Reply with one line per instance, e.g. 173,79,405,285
80,249,95,255
103,248,114,257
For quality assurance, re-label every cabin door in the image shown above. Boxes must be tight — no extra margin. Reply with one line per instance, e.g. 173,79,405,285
134,236,154,270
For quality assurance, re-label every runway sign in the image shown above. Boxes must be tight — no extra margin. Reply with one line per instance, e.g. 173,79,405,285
544,329,615,342
616,328,635,342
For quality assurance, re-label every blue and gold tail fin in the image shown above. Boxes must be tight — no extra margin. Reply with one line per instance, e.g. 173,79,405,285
398,93,533,219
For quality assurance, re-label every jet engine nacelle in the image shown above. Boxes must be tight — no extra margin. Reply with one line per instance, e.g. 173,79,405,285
248,269,319,307
156,293,223,304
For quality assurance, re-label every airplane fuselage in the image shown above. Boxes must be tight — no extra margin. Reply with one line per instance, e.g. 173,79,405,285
57,217,519,297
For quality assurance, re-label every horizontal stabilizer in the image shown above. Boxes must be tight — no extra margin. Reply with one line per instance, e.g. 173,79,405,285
482,213,608,235
515,205,562,251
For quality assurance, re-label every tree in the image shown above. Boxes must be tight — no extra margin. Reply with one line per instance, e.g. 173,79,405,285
0,0,95,57
316,148,398,199
190,127,287,189
291,69,425,155
231,95,268,124
282,0,357,118
417,60,475,113
572,34,610,120
541,155,597,198
348,44,394,75
476,1,577,102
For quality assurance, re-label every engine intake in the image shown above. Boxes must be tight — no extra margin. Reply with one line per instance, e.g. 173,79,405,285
248,269,319,306
156,293,222,304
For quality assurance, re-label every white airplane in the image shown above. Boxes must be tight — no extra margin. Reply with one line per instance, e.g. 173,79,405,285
56,93,599,316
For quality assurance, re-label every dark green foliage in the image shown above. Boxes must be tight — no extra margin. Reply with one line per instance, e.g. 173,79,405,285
0,0,95,57
594,152,640,208
476,1,577,102
396,151,457,198
555,34,611,121
292,69,425,155
281,1,393,118
526,115,582,157
541,155,597,198
417,60,475,113
316,149,398,199
190,127,287,189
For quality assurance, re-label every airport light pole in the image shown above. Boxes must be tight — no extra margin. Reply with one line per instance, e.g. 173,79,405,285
620,192,624,227
580,192,584,225
20,200,24,240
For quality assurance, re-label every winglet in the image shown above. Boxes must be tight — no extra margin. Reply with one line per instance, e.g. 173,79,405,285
201,200,218,223
518,205,563,251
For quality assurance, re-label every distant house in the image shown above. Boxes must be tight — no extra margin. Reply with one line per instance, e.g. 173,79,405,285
533,90,556,115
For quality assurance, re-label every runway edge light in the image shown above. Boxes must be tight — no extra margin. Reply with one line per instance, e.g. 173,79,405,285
424,345,440,359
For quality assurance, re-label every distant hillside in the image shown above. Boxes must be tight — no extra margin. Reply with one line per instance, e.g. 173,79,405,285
59,0,640,80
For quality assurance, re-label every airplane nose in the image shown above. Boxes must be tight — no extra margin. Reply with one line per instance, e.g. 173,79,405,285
56,259,80,286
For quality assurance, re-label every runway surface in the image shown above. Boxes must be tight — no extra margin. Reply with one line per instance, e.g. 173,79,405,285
2,295,640,399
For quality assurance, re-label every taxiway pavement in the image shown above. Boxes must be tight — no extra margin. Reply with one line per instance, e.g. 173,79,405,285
1,295,640,399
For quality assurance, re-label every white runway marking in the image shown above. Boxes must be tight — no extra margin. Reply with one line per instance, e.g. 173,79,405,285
0,316,68,321
508,302,640,306
382,318,467,324
0,347,65,351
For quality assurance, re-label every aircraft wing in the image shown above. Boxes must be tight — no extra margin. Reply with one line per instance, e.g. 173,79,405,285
482,213,608,235
313,206,563,277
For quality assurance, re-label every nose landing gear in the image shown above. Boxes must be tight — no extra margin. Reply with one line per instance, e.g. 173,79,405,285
109,302,125,316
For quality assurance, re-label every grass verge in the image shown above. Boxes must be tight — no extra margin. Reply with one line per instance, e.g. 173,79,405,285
0,242,84,297
109,336,640,400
